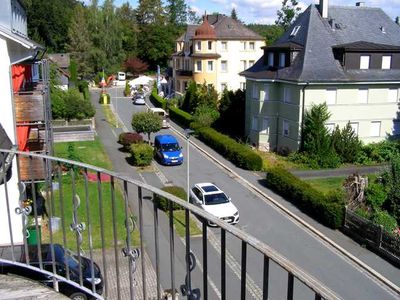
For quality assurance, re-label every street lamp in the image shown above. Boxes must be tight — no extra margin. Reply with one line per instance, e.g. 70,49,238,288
185,129,194,202
115,85,118,128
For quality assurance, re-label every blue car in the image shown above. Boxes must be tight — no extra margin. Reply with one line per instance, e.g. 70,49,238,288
154,134,183,165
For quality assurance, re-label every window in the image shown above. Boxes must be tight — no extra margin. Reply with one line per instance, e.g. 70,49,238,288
249,60,255,67
241,60,247,71
208,41,212,50
241,41,246,50
360,55,370,69
252,116,258,131
388,88,398,102
283,120,290,136
249,42,255,50
196,60,202,72
184,59,189,70
279,53,285,67
207,61,213,71
263,84,269,101
326,88,337,105
240,82,246,90
176,81,180,91
175,58,180,70
268,52,274,67
382,56,391,69
283,87,291,103
221,60,227,72
325,123,335,133
252,84,259,99
261,117,269,134
221,42,227,50
221,83,227,91
358,88,368,104
183,81,188,90
350,122,359,135
196,41,201,51
370,121,381,137
290,25,301,37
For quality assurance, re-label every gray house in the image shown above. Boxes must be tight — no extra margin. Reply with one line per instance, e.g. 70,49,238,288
241,0,400,152
48,53,70,90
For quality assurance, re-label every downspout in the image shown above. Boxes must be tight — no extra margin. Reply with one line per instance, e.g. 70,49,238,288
300,81,310,151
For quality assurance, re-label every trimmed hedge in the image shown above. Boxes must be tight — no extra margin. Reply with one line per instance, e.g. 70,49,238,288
264,166,344,229
196,127,263,171
169,106,193,128
153,186,186,211
129,143,153,166
150,88,167,109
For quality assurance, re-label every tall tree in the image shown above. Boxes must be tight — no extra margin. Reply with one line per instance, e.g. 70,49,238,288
247,24,284,45
166,0,188,25
117,2,139,56
136,0,165,24
230,8,238,21
275,0,301,30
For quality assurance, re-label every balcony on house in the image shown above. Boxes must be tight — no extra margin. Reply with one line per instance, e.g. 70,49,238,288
0,150,337,300
176,69,193,77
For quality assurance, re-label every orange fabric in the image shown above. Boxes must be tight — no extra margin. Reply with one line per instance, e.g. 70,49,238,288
16,126,30,151
11,64,32,93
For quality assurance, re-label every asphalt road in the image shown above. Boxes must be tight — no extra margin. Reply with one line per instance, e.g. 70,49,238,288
106,86,399,300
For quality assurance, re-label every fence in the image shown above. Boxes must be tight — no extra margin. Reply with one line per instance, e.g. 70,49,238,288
52,118,95,129
343,207,400,266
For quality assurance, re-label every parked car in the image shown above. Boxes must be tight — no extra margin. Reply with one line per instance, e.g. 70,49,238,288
154,134,183,165
189,183,239,226
148,107,169,128
133,93,145,105
0,243,103,300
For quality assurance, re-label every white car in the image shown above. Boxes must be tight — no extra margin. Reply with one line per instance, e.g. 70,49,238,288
189,183,239,226
133,94,145,105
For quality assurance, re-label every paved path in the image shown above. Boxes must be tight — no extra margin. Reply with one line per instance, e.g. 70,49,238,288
290,164,388,179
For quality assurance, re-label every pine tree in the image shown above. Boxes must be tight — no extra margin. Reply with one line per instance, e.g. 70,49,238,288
231,8,238,21
166,0,188,25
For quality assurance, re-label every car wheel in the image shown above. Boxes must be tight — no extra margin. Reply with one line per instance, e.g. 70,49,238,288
69,292,87,300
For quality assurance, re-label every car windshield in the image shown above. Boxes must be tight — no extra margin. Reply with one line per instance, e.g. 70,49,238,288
204,192,229,205
161,143,180,152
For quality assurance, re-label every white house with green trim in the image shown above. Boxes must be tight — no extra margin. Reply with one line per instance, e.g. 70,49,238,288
241,0,400,152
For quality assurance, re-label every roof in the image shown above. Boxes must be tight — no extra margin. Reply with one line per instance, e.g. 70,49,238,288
47,53,70,68
194,17,216,40
242,4,400,83
196,183,221,194
0,25,44,51
155,134,178,144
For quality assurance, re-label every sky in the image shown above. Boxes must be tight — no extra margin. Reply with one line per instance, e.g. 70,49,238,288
103,0,400,24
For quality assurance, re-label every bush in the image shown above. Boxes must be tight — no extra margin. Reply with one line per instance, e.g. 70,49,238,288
129,143,153,166
118,132,143,151
193,104,220,128
77,81,90,101
358,140,400,164
196,127,263,171
372,210,398,233
169,106,193,128
150,88,167,109
365,182,387,210
264,167,345,228
153,186,186,211
124,82,131,96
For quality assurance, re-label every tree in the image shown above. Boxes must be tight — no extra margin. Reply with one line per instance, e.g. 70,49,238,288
166,0,188,25
275,0,301,30
196,82,218,110
181,80,198,113
331,122,362,163
131,112,162,142
124,57,149,75
193,104,220,128
247,24,284,46
136,0,165,24
230,8,238,21
384,156,400,224
117,3,139,57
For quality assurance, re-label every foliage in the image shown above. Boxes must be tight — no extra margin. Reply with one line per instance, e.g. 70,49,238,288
124,57,149,75
136,0,165,24
193,104,220,128
77,81,90,100
52,87,95,120
64,142,81,171
181,80,198,113
230,8,239,21
355,207,371,219
365,182,387,211
246,24,284,45
371,210,398,233
169,106,193,128
118,132,144,151
154,186,186,211
69,59,78,84
129,143,154,166
166,0,189,25
124,82,131,97
196,82,218,110
357,140,400,164
196,127,263,171
264,167,345,228
99,93,111,104
131,111,162,141
331,123,362,163
150,88,167,109
383,157,400,224
275,0,302,30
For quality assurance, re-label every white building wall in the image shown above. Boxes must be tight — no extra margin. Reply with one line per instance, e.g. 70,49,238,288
0,38,23,245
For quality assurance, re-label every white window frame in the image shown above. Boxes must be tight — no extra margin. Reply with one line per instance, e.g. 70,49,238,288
325,123,335,133
207,61,213,72
195,60,202,72
283,120,290,137
290,25,301,37
249,60,255,67
360,55,370,69
221,60,228,72
263,84,269,101
326,88,337,105
283,87,291,103
358,88,368,104
350,122,359,135
221,83,227,91
252,84,259,99
261,117,269,134
196,41,201,51
370,121,381,137
251,116,258,131
382,55,392,70
221,41,227,51
279,53,285,67
388,88,398,102
241,60,247,71
249,42,255,50
268,52,274,67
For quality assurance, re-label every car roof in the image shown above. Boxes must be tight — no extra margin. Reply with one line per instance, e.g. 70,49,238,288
195,183,222,194
149,107,166,113
155,134,178,144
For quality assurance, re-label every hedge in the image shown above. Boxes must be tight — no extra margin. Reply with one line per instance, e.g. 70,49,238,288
129,143,153,166
264,166,344,228
169,106,193,128
196,127,263,171
150,88,167,109
153,186,186,211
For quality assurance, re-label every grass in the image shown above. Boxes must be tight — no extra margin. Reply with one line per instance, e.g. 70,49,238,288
303,177,346,194
171,210,202,237
256,150,302,171
101,104,123,128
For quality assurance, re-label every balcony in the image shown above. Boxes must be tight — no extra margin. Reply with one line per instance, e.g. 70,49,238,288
176,70,193,77
0,150,337,300
14,91,46,123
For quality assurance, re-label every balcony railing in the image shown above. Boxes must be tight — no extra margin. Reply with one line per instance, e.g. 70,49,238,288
0,150,338,300
176,70,193,77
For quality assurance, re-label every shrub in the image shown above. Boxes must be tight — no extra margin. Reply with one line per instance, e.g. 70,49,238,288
169,106,193,128
331,123,362,163
150,88,167,109
264,167,345,228
371,210,398,233
196,127,263,171
118,132,143,151
129,143,153,166
124,82,131,96
358,140,400,164
193,104,220,128
77,81,90,101
153,186,186,211
365,182,387,210
355,208,371,219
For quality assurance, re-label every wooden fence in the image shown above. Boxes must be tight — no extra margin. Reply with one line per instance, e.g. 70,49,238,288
343,207,400,266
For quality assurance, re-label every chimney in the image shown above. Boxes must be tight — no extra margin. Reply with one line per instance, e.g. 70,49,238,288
356,2,365,6
319,0,329,19
396,16,400,25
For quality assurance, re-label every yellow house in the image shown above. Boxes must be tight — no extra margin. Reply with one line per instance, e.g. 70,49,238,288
171,14,264,94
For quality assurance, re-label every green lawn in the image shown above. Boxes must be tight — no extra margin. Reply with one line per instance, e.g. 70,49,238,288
303,177,345,194
171,210,202,237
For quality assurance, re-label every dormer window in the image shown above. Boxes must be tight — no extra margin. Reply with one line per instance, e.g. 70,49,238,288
360,55,370,69
290,26,301,37
279,53,285,67
382,55,391,69
268,52,274,67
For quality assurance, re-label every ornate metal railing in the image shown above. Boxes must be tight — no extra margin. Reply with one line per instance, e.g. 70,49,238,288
0,150,338,300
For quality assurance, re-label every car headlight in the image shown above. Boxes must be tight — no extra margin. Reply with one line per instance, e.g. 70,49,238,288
86,277,102,285
179,153,183,158
163,154,168,159
234,211,239,217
